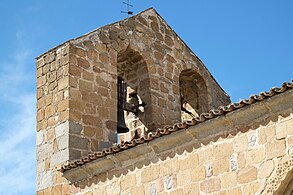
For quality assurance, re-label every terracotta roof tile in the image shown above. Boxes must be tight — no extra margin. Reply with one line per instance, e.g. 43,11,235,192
60,81,293,172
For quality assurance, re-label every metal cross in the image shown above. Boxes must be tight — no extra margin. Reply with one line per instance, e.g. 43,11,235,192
121,0,134,18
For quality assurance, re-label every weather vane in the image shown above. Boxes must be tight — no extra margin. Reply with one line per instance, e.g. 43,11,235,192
121,0,134,18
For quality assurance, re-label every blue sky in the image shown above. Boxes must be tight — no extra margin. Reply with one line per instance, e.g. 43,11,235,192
0,1,292,194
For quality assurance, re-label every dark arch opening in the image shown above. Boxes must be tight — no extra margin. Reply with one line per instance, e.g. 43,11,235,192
116,47,151,142
179,69,208,121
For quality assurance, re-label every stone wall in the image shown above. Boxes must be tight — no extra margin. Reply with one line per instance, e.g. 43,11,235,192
36,44,72,190
36,8,231,193
66,8,229,145
36,88,293,194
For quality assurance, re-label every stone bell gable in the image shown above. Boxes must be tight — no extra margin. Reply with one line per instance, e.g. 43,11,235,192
36,8,231,192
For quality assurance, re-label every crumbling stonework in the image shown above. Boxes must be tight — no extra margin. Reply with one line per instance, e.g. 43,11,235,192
36,8,293,195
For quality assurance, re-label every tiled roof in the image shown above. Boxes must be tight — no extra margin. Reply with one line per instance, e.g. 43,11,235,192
61,81,293,172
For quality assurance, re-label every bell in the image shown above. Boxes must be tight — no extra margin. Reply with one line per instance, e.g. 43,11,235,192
117,108,129,133
117,76,129,133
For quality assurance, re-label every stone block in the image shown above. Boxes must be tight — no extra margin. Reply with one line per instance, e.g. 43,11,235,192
220,172,237,189
79,80,93,92
99,52,109,63
121,174,136,190
246,147,265,165
69,110,82,122
36,161,46,173
37,57,45,68
45,94,53,106
37,142,53,161
56,134,69,150
69,148,81,160
183,183,199,195
233,134,248,153
191,165,205,182
37,97,45,110
265,139,286,159
159,158,179,176
265,125,276,142
50,149,69,168
129,186,145,195
69,121,83,134
69,100,82,110
48,117,59,128
36,171,53,191
176,169,191,187
58,77,69,91
55,121,69,138
69,134,89,150
213,142,233,160
227,187,242,195
258,127,267,145
37,76,46,88
169,188,183,195
37,88,43,99
82,114,101,126
82,69,94,81
276,121,287,140
213,157,229,175
60,110,69,122
57,100,69,112
69,65,81,77
44,53,56,64
141,164,160,183
178,153,199,171
237,166,257,184
45,105,55,119
198,147,212,164
243,182,260,195
258,159,274,179
237,152,246,169
200,177,221,193
36,131,44,146
287,117,293,134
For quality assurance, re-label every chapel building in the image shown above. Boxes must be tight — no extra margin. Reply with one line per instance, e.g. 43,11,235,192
36,8,293,195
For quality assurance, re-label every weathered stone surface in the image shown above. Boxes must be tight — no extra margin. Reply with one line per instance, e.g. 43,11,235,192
200,177,221,193
36,171,53,191
258,159,274,179
50,149,69,167
36,131,44,146
69,134,89,150
265,139,286,159
276,121,287,140
220,172,237,189
237,166,257,184
55,121,69,138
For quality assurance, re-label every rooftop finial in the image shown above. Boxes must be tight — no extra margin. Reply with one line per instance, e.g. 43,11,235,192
121,0,134,18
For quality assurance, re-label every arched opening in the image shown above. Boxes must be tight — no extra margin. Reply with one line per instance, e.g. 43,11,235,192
179,69,208,121
116,47,150,142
